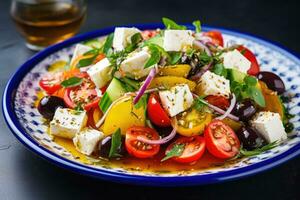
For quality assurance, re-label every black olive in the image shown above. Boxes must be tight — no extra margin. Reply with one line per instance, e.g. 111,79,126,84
257,71,285,94
232,99,257,122
37,96,65,120
236,126,266,150
98,136,126,158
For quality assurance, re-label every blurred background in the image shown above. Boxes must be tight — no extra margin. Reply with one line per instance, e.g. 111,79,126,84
0,0,300,199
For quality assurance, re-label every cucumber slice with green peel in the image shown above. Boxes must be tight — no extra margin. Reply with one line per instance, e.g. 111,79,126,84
99,78,127,112
227,68,247,83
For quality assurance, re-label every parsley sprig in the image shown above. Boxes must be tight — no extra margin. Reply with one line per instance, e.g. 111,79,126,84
161,143,185,162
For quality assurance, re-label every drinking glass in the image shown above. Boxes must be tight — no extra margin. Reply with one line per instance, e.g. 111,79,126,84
10,0,87,51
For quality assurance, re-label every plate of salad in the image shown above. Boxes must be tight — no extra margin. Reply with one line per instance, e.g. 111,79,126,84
3,18,300,186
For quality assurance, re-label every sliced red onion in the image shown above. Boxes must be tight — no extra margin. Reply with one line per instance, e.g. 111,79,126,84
189,61,213,82
216,94,236,120
193,94,239,121
133,67,157,105
136,118,177,145
193,40,211,56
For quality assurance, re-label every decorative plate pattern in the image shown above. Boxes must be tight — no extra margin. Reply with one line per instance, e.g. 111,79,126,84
3,24,300,186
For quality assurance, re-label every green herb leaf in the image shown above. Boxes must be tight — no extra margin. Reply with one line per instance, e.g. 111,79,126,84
109,128,122,158
131,32,142,45
134,94,148,109
192,20,201,33
168,52,182,65
239,141,278,157
144,46,161,68
212,63,227,77
161,143,185,162
247,86,265,107
244,76,257,86
102,33,114,55
61,77,83,88
74,103,83,112
120,77,140,91
76,49,100,68
162,17,187,30
198,51,213,65
143,35,164,47
193,96,208,111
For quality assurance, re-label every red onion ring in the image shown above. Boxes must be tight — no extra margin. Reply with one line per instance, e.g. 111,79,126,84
136,118,177,145
133,67,157,104
193,40,212,56
193,94,239,121
216,94,236,120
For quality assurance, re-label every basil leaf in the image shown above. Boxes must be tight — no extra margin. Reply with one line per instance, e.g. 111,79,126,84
102,33,114,55
144,46,161,68
192,20,201,33
168,52,182,65
61,77,83,88
143,35,163,47
247,86,266,107
193,96,208,111
131,32,142,45
244,76,257,86
77,56,96,68
109,128,122,158
162,17,187,30
212,63,227,77
161,143,185,162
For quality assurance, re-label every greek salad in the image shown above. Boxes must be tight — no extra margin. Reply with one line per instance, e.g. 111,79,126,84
37,18,294,166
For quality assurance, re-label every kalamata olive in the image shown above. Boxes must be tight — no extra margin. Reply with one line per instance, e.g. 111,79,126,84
37,96,65,120
232,99,257,122
98,136,126,158
257,71,285,94
236,126,266,150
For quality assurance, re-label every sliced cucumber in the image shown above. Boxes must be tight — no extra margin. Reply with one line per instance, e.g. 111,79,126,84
99,78,126,112
227,68,247,83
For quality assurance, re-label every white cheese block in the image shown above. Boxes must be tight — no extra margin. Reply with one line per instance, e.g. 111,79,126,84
198,71,231,98
251,111,287,143
87,58,112,89
73,128,104,155
221,49,251,73
119,49,153,80
50,108,87,139
163,30,194,52
159,84,194,117
70,44,92,65
112,27,141,51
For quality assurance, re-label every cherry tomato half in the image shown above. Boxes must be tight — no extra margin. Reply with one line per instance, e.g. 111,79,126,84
63,78,100,111
237,45,260,76
125,126,160,158
204,120,240,159
205,95,230,110
203,30,224,47
39,72,63,94
165,136,206,163
147,94,171,127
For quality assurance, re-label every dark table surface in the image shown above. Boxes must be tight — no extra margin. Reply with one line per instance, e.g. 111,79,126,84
1,0,300,199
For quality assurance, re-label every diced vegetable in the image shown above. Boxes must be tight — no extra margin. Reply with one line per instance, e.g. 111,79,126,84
158,64,191,77
149,76,196,91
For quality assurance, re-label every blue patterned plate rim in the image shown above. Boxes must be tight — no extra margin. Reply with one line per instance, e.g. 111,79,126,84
2,23,300,186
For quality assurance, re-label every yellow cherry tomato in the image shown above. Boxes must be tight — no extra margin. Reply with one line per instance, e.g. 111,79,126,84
149,76,196,91
176,108,212,136
102,97,146,136
158,64,191,77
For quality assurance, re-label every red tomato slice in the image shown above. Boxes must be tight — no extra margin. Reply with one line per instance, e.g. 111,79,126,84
237,45,260,75
125,126,160,158
141,30,158,40
205,95,230,110
204,120,240,159
63,78,100,111
147,94,171,127
203,30,224,47
39,72,63,94
165,136,206,163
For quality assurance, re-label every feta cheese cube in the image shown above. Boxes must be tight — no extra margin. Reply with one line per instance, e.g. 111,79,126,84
251,111,287,143
87,58,112,89
159,84,194,117
163,30,194,52
70,44,92,65
197,71,231,98
50,108,87,139
119,49,153,79
221,49,251,73
112,27,141,51
73,128,104,155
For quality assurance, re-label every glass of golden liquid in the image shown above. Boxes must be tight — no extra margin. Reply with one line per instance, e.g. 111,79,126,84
10,0,87,51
